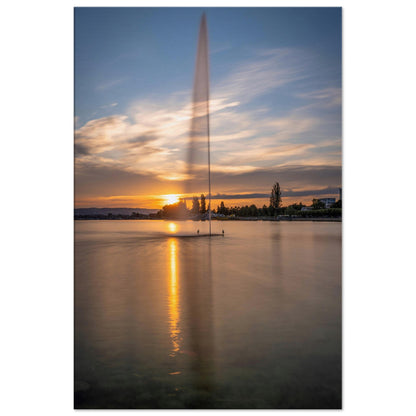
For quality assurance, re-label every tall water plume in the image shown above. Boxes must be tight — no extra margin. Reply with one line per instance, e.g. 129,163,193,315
186,13,212,232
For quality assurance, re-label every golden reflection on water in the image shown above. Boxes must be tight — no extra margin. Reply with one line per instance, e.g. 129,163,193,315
168,238,181,357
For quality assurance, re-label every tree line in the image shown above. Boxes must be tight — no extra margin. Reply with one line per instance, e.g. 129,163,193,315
156,182,342,219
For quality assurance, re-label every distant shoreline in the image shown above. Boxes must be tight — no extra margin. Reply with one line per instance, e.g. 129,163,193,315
74,217,341,222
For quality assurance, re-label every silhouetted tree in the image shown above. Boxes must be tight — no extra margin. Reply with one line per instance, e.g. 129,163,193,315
270,182,282,214
200,194,206,214
312,199,325,209
249,204,258,216
288,202,305,211
191,196,200,214
331,200,342,208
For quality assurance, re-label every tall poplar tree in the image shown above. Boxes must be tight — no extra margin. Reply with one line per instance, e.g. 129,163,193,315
200,194,206,214
270,182,282,213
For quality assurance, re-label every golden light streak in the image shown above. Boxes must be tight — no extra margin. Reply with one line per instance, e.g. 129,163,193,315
168,238,181,357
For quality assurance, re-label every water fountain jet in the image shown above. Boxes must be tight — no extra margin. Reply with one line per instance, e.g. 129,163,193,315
186,13,221,237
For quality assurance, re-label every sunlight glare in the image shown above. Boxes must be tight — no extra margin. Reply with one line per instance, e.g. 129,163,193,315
168,222,177,233
164,194,180,205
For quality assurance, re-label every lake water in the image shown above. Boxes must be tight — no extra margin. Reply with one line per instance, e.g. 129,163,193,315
74,219,341,409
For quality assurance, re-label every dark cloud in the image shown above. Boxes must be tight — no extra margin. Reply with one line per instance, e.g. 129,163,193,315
127,134,158,147
283,186,340,197
74,143,90,156
184,165,342,194
185,186,340,201
212,193,269,200
183,192,269,200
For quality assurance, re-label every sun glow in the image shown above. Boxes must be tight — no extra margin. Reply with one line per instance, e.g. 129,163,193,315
168,222,177,233
163,194,180,205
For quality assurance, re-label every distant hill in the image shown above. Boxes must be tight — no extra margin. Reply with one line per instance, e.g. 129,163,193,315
75,207,159,216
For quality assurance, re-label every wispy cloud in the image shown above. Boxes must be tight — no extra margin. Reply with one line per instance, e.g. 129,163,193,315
75,47,341,206
100,102,118,109
211,41,232,55
295,87,342,109
96,78,126,91
214,48,309,103
296,87,341,104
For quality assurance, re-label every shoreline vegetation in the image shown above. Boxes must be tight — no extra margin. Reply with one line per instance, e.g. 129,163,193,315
74,215,341,222
75,182,342,222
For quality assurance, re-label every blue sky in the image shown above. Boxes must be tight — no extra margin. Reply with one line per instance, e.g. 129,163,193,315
74,7,342,208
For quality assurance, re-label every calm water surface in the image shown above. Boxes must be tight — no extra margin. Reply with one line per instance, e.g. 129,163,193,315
75,220,341,408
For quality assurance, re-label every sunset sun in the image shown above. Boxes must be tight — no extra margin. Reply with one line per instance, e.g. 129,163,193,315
163,194,180,205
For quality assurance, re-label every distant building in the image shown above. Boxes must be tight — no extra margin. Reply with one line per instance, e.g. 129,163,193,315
319,198,336,208
339,188,342,201
301,207,313,212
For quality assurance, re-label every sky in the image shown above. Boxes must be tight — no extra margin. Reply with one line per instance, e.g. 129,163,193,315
74,7,342,209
